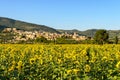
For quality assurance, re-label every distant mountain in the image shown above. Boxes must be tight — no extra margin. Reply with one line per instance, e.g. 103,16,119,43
82,29,98,37
58,29,120,39
108,30,120,39
0,17,59,33
58,29,82,34
57,29,98,37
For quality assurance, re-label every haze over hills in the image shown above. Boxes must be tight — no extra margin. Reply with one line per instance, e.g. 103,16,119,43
0,17,120,39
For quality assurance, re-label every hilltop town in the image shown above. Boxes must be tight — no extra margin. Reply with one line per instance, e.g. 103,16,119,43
0,28,88,43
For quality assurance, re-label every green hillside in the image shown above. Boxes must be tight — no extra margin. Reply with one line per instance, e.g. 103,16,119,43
0,17,59,33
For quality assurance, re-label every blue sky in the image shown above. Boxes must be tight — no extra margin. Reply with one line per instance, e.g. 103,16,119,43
0,0,120,31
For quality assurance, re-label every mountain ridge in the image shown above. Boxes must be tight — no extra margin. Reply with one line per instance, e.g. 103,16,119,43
0,17,59,33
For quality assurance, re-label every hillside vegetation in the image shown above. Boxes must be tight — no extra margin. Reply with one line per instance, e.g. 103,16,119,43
0,17,59,33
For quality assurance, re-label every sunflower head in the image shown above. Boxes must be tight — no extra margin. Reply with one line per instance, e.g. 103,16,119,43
30,58,36,64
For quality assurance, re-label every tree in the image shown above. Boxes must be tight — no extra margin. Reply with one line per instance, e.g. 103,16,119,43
94,29,109,44
34,36,48,43
115,36,118,44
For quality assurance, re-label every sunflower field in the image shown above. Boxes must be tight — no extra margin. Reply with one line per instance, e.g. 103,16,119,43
0,44,120,80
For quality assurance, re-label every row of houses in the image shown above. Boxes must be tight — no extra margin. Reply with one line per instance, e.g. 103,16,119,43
3,28,88,41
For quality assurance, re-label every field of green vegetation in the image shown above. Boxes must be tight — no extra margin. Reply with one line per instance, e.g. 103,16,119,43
0,44,120,80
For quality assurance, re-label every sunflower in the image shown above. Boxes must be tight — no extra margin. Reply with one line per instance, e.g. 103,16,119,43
29,58,36,64
84,64,91,72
